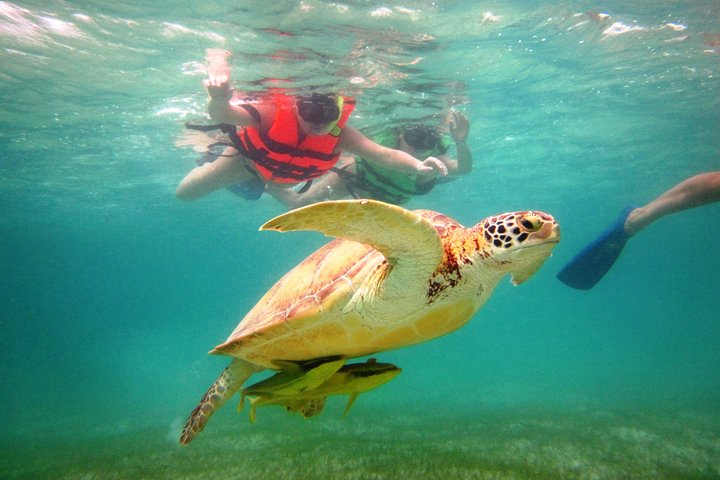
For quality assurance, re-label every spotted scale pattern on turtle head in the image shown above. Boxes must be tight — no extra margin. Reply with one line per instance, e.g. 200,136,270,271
481,211,556,250
476,210,560,284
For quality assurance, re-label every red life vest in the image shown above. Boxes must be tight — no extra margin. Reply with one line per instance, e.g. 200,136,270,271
230,94,356,183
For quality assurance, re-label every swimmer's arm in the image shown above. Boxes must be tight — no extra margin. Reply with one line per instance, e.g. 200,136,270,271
439,142,472,175
205,76,258,127
444,111,473,175
339,127,447,178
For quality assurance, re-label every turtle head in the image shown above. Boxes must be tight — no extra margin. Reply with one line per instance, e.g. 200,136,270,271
478,211,560,285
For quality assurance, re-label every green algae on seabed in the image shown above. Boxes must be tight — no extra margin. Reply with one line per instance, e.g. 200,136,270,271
1,405,719,480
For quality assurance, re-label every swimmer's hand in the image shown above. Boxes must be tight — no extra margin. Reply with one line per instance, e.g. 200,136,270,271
205,75,237,123
205,75,233,102
417,156,448,178
448,111,469,143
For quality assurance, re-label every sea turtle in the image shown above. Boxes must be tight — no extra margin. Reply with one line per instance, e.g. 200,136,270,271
239,358,402,422
180,199,560,444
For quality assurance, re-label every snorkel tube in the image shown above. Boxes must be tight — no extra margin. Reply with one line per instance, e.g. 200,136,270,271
327,95,344,136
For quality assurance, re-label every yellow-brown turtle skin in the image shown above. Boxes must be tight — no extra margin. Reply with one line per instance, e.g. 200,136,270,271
180,200,559,444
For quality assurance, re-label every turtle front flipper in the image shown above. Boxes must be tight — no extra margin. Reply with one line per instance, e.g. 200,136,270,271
261,200,444,301
180,358,260,445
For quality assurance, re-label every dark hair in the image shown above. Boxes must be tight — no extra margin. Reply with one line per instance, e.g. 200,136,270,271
296,94,340,124
400,124,441,151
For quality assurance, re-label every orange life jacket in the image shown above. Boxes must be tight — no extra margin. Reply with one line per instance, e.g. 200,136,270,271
230,94,356,183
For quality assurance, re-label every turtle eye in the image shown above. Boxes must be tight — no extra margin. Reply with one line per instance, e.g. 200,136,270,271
519,214,543,232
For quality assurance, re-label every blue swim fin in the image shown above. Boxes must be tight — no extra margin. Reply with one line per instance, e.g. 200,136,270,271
557,205,636,290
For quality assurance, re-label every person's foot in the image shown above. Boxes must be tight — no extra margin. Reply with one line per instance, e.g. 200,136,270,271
623,207,643,236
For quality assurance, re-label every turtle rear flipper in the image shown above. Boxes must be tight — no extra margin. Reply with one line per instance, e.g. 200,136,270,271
245,394,327,422
297,398,326,417
180,358,260,445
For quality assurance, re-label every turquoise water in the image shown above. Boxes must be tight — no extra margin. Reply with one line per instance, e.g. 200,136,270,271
1,1,719,478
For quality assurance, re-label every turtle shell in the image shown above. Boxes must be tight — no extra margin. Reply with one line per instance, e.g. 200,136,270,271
211,210,463,369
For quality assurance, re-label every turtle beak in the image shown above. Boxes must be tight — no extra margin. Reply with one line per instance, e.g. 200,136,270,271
530,213,560,242
546,223,561,243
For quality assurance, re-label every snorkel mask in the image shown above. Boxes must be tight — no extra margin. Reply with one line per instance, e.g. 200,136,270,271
401,124,441,152
297,94,343,131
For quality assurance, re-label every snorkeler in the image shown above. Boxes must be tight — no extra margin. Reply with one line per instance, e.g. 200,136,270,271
175,75,448,203
557,171,720,289
267,111,472,208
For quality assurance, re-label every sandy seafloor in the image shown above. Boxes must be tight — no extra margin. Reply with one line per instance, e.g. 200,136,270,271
2,402,719,479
